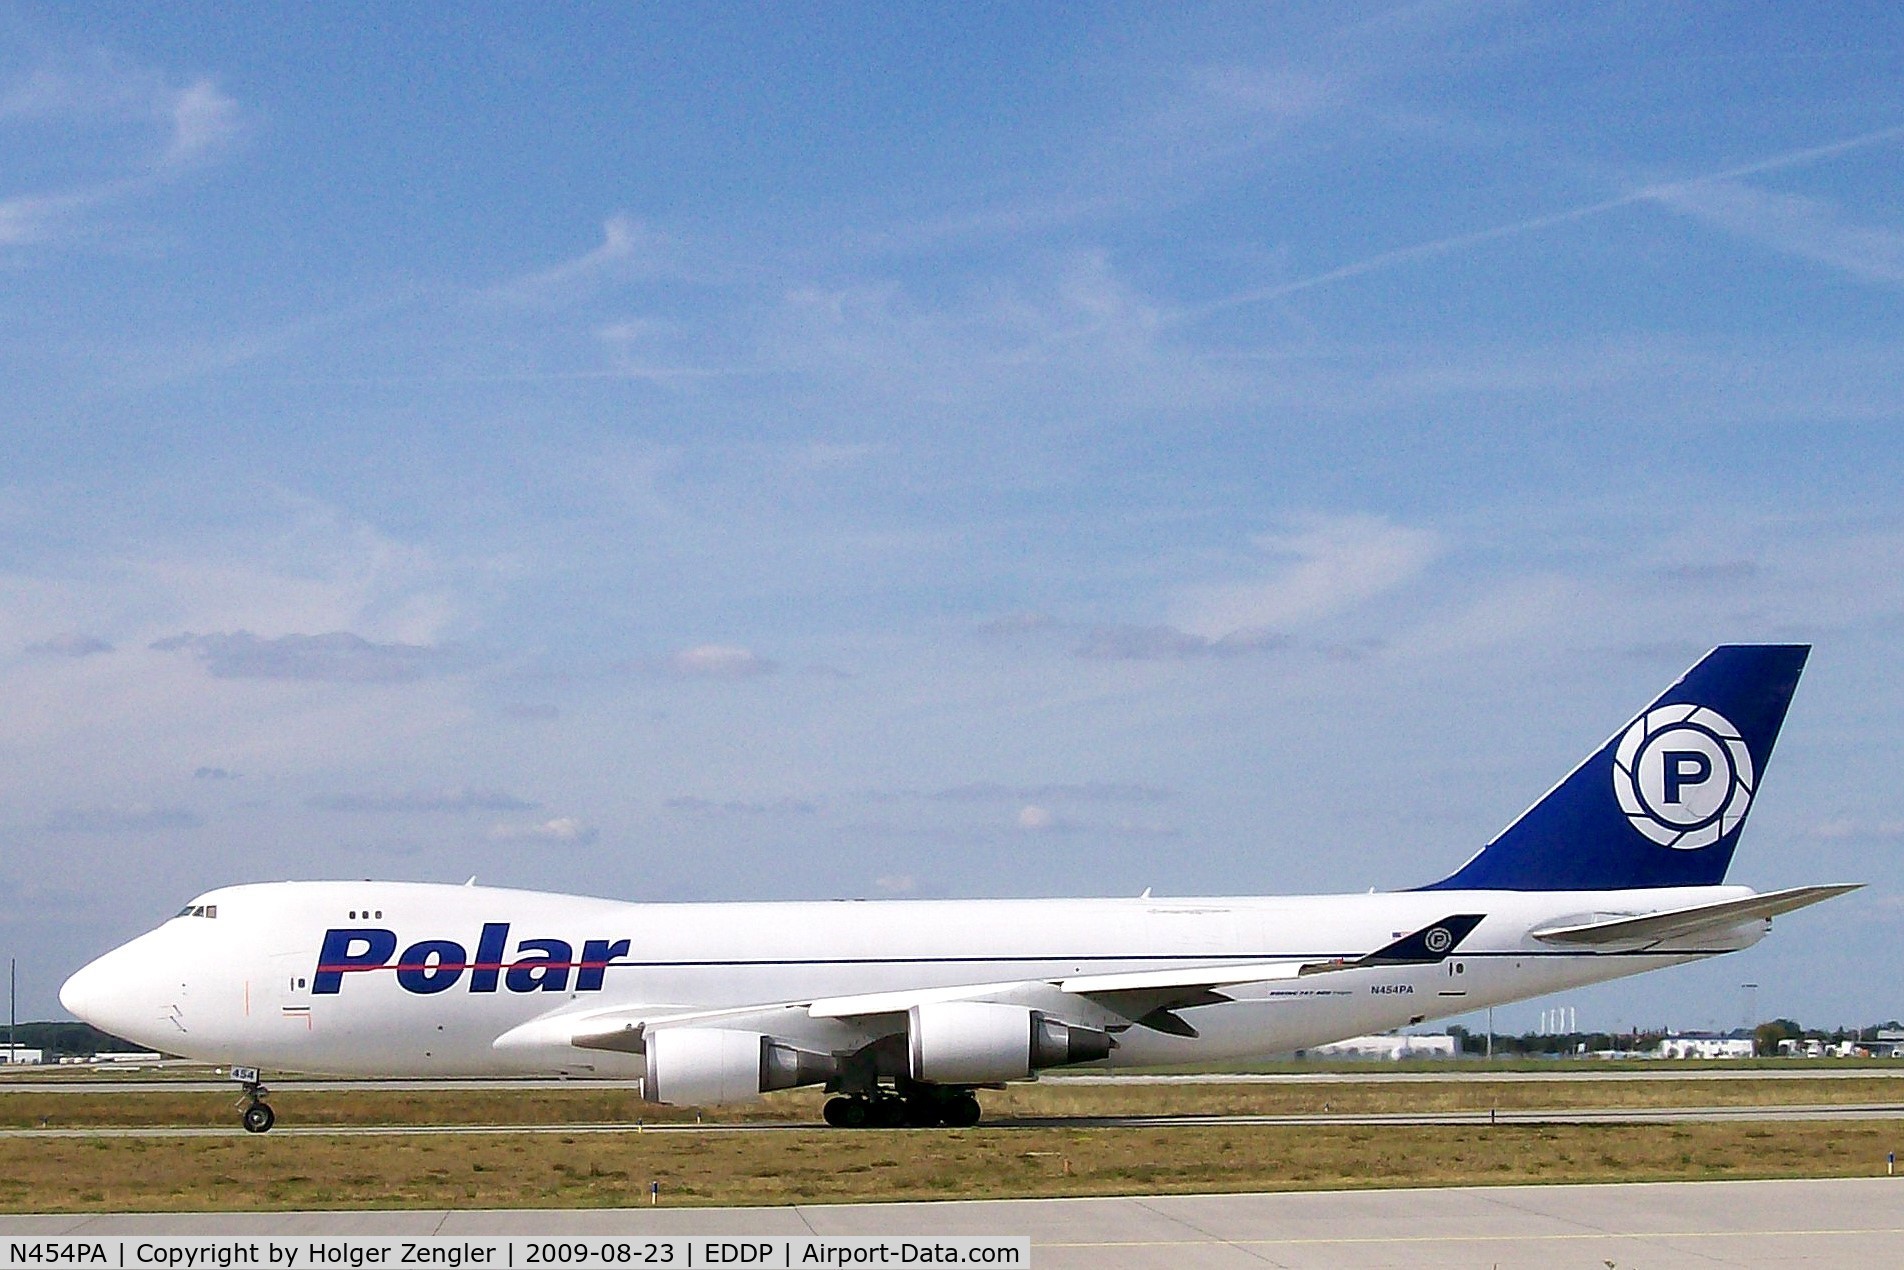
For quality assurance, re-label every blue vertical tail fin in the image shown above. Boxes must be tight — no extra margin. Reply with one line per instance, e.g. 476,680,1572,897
1422,644,1809,892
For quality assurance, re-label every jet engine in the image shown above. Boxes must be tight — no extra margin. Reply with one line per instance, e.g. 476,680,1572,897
642,1028,837,1106
907,1001,1112,1084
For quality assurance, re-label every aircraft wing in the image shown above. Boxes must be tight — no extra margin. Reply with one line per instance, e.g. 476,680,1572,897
1050,912,1489,995
808,969,1261,1038
1054,913,1487,1034
1529,884,1860,948
813,913,1487,1036
501,914,1489,1052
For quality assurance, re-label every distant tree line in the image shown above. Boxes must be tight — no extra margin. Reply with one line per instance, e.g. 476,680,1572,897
5,1021,140,1057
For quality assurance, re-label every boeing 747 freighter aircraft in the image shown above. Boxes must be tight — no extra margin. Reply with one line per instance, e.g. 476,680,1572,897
61,645,1854,1131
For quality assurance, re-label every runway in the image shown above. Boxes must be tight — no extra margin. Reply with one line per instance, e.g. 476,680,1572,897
2,1102,1899,1138
1,1177,1899,1266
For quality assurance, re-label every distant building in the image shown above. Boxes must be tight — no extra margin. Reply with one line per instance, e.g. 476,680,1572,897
88,1051,164,1064
0,1046,43,1065
1776,1037,1885,1059
1656,1033,1754,1060
1305,1034,1459,1060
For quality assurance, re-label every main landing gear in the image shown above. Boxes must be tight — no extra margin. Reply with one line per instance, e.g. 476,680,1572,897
822,1088,982,1129
232,1066,276,1133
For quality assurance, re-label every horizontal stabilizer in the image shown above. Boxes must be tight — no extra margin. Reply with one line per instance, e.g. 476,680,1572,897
1531,884,1860,948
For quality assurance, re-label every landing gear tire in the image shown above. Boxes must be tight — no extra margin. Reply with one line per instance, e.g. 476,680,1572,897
941,1092,981,1128
823,1096,869,1129
825,1090,978,1129
241,1101,275,1134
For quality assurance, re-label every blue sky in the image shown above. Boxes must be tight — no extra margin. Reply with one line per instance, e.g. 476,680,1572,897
4,3,1902,1032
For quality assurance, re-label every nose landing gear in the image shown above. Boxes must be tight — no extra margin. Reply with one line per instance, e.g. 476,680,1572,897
231,1065,275,1133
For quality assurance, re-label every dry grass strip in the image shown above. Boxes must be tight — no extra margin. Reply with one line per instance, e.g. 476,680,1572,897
2,1121,1899,1212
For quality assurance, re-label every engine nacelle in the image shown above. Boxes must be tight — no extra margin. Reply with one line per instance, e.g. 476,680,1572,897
642,1028,837,1107
907,1001,1113,1085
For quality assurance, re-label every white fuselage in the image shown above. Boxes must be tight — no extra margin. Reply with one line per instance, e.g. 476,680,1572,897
60,879,1759,1079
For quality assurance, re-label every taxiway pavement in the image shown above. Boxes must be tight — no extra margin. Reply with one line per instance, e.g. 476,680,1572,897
1,1177,1899,1266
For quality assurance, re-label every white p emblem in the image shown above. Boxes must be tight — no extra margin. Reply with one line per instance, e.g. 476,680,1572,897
1612,705,1754,850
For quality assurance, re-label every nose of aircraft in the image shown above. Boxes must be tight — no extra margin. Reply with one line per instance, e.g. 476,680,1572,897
60,940,162,1044
59,954,109,1024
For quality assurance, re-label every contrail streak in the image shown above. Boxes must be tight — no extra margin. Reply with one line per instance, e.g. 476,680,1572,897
1181,122,1904,320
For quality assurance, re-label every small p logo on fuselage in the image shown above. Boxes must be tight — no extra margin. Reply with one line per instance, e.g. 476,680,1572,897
1612,705,1754,850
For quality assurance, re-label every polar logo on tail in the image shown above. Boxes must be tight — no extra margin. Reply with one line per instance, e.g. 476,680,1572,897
1612,705,1754,849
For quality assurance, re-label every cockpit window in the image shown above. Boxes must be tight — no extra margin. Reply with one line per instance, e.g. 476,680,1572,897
174,904,218,919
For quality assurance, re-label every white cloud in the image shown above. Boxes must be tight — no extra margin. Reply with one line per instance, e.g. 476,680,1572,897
151,631,450,682
1170,514,1441,639
0,58,245,255
1401,574,1591,659
1016,804,1057,831
162,78,243,168
0,191,95,248
756,251,1244,426
488,816,599,845
845,54,1348,258
1073,624,1208,661
1073,623,1286,661
668,644,776,679
492,214,680,303
128,503,459,645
